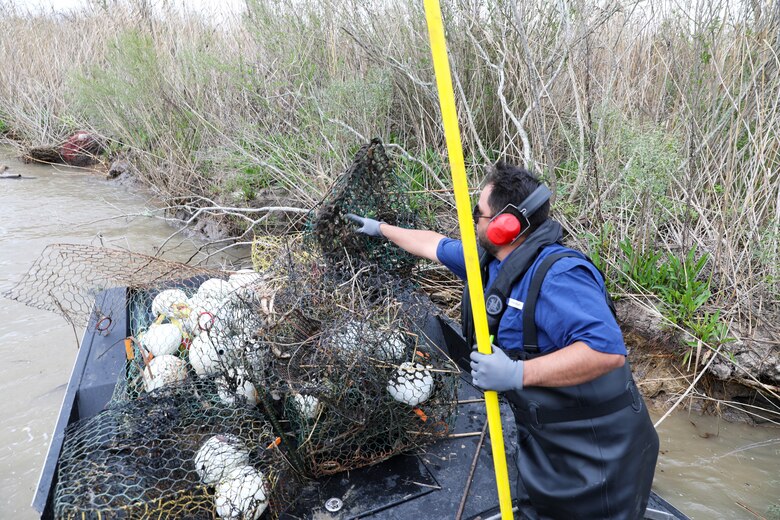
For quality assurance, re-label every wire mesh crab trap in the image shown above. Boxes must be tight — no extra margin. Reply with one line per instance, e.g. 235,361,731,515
54,381,291,520
113,270,281,407
310,138,420,277
278,308,459,477
231,249,461,478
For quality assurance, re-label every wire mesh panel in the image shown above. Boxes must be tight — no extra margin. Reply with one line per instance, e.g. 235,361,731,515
54,381,289,519
3,244,219,329
236,250,460,477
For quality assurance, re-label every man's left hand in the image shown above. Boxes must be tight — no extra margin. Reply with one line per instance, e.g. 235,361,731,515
470,346,524,392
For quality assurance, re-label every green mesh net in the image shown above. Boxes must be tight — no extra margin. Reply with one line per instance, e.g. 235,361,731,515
54,381,288,520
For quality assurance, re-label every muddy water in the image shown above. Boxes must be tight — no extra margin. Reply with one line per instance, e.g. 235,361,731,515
650,408,779,519
0,150,243,519
0,152,778,519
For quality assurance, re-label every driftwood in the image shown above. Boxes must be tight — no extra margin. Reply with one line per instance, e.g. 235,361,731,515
0,164,21,178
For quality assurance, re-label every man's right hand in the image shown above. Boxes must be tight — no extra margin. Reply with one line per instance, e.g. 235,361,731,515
346,213,384,238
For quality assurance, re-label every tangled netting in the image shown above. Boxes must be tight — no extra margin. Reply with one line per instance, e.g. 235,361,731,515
112,250,459,479
248,253,460,477
311,138,419,277
8,139,460,518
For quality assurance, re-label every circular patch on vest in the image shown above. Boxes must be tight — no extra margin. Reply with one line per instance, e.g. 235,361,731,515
486,294,504,315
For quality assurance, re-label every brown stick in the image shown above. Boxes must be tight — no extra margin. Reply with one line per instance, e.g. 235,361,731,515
455,420,489,520
735,500,767,520
447,431,484,439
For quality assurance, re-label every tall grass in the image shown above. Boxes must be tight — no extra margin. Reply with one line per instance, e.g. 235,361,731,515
0,0,778,328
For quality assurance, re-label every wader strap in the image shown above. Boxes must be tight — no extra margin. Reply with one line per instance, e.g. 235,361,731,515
522,252,617,354
507,388,636,425
522,252,579,354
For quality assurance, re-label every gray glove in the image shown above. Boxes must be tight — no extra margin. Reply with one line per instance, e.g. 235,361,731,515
346,213,385,238
470,345,524,392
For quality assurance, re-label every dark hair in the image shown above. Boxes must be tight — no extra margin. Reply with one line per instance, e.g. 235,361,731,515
484,161,550,232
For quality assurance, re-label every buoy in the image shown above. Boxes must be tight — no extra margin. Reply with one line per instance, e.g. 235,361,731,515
142,355,187,392
151,289,189,318
216,368,259,407
332,319,366,355
214,465,268,520
186,293,219,334
228,270,267,301
218,298,263,341
375,331,407,362
194,434,250,485
333,320,407,362
387,362,434,406
189,333,223,378
140,323,182,357
197,278,232,302
292,393,321,421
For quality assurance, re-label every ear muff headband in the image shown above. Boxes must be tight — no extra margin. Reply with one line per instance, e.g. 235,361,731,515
485,184,552,246
517,185,552,217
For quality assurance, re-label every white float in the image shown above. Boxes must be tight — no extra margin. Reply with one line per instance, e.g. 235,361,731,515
189,333,223,378
216,368,259,407
387,362,434,406
142,355,187,392
194,434,250,485
214,465,268,520
197,278,233,302
228,270,267,301
334,320,408,363
151,289,188,318
141,323,183,357
292,393,321,421
375,331,407,362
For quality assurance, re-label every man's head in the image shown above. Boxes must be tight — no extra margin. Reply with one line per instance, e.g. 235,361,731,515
474,162,550,257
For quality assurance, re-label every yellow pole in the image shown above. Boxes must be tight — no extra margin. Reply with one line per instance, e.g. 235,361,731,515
422,1,514,518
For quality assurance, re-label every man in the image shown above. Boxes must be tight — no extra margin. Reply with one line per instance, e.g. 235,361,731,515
347,162,659,519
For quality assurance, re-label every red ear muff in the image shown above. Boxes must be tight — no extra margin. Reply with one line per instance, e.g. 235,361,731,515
486,213,522,246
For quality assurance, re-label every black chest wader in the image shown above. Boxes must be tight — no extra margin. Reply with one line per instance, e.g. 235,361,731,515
463,251,659,520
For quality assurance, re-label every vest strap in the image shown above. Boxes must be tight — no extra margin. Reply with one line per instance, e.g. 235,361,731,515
522,252,580,354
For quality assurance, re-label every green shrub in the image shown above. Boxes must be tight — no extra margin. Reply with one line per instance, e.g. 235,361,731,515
655,245,711,325
617,241,734,355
